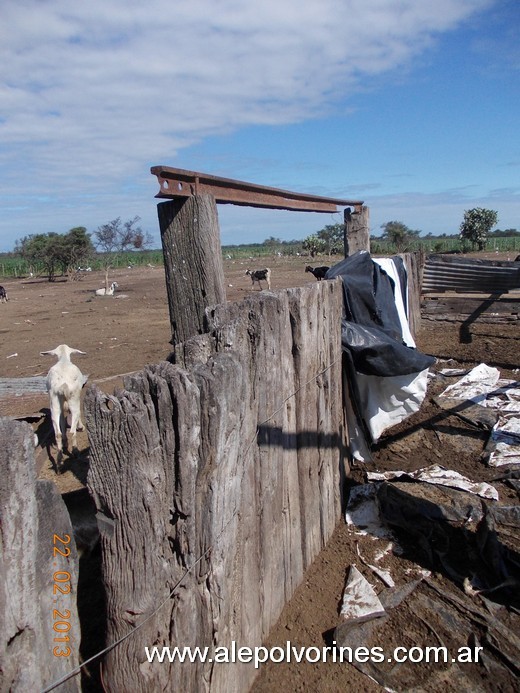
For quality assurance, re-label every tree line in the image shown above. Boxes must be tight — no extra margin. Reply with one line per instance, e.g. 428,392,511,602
300,207,509,256
13,217,153,282
6,206,515,281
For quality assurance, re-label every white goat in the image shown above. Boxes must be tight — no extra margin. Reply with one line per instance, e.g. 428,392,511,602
95,281,118,296
41,345,88,466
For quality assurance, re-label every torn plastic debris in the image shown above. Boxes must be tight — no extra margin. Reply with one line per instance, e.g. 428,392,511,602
340,565,386,621
439,363,500,404
367,464,499,501
439,363,520,467
439,368,470,376
334,578,519,691
345,484,396,540
488,417,520,467
356,544,395,588
355,367,430,442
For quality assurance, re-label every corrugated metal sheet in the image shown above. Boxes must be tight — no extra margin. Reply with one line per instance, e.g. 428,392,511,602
422,255,520,293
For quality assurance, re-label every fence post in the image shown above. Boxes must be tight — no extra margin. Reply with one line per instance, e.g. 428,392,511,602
0,418,80,692
158,194,227,347
344,205,370,256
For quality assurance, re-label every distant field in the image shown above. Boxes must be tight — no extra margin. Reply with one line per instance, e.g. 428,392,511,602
0,250,165,279
2,237,520,278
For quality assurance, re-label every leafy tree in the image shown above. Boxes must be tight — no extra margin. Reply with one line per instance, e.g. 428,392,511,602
302,223,345,258
459,208,498,251
302,234,326,257
317,223,344,256
16,228,93,281
59,227,94,279
380,221,420,252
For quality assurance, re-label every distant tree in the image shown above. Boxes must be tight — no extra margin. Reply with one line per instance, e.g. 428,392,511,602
59,227,94,278
94,216,152,288
16,227,93,281
459,208,498,251
302,234,326,257
490,228,519,238
263,236,282,247
94,216,148,253
380,221,421,252
317,223,344,256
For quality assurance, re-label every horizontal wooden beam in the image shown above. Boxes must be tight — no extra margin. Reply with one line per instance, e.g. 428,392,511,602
151,166,363,213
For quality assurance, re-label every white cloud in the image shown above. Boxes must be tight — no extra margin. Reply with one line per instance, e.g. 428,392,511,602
0,0,496,249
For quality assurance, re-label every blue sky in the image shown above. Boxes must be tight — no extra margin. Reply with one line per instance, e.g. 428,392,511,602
1,0,518,252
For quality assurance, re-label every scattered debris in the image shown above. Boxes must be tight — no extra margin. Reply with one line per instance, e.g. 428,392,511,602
355,543,395,588
345,484,396,540
433,394,498,429
340,565,385,621
367,464,499,500
488,418,520,467
439,362,501,402
439,367,469,376
438,363,520,466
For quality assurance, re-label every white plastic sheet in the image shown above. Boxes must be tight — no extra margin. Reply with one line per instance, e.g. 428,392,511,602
373,258,415,348
354,258,430,443
345,484,396,540
367,464,499,500
439,363,520,466
356,368,430,442
340,565,386,621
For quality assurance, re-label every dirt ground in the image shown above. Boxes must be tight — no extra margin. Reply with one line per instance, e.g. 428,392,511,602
0,256,323,488
1,252,518,692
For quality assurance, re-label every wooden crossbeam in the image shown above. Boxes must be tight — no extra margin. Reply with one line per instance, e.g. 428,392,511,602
151,166,363,213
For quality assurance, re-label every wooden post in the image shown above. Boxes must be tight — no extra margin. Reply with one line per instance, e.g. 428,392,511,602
85,282,345,693
344,205,370,256
158,194,227,346
0,418,80,692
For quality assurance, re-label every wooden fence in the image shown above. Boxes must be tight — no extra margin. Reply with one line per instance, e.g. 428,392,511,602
84,280,345,692
0,246,424,692
398,252,423,338
0,419,81,692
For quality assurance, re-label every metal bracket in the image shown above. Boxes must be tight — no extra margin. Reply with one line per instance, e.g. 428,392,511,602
151,166,363,214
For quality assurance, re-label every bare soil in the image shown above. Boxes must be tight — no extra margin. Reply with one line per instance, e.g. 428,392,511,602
1,252,518,692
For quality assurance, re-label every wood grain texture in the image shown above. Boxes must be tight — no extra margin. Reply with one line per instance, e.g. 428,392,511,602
0,418,80,692
85,280,345,692
158,195,227,346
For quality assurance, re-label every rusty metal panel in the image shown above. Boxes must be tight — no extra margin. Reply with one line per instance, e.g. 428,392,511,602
422,255,520,293
151,166,363,213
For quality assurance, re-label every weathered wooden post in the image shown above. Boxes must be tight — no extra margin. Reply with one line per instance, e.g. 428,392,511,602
344,205,370,256
0,418,80,692
157,194,227,346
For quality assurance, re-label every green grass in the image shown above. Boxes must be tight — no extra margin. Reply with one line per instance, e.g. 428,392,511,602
2,237,519,279
0,250,166,279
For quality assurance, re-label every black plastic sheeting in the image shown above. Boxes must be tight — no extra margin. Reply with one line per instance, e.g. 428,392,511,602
326,251,435,377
